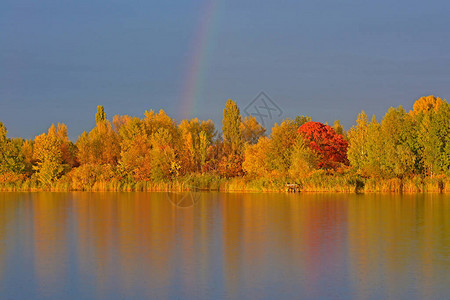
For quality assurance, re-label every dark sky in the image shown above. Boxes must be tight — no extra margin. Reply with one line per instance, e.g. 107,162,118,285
1,0,449,140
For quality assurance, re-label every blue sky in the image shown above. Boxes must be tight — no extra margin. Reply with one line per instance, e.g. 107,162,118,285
1,0,449,140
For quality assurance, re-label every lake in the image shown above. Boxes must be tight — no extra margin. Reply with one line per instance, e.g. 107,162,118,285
0,192,449,299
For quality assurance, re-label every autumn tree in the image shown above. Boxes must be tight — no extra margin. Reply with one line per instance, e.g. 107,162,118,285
71,110,119,188
113,114,133,133
179,118,215,173
21,140,34,175
33,125,64,185
76,106,121,167
149,128,180,181
289,135,319,179
266,119,298,175
117,116,152,180
53,123,77,168
240,115,266,145
243,118,319,179
143,109,180,142
143,110,181,180
297,121,349,170
117,110,183,181
242,137,271,177
217,152,244,177
410,95,444,116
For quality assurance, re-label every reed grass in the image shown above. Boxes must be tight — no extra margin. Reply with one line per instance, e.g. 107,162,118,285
1,173,449,193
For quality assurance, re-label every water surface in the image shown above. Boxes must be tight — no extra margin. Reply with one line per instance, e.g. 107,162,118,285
0,192,449,299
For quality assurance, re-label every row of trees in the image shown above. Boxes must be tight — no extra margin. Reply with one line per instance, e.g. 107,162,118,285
0,95,449,190
347,95,450,179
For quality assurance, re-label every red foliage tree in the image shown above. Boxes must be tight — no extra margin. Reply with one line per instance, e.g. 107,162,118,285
297,121,349,169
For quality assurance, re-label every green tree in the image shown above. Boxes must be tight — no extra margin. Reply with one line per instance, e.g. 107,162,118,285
417,100,450,176
0,138,26,175
222,99,243,155
378,107,415,179
333,120,344,136
347,111,369,172
0,122,26,175
294,115,312,128
401,113,421,172
364,115,383,176
266,119,298,175
95,105,107,124
0,122,6,145
0,122,9,172
436,102,450,175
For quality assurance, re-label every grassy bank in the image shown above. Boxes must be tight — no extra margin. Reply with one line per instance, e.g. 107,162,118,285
1,173,449,193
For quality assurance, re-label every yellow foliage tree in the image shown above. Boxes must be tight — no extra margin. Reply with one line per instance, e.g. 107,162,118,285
242,137,271,177
347,111,369,173
179,118,215,172
266,120,298,175
76,120,120,165
240,115,266,145
22,139,34,174
33,125,64,185
410,95,444,116
143,109,180,141
117,117,152,181
289,136,319,179
150,128,180,180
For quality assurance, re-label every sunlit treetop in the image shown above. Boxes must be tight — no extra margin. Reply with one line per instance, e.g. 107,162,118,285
95,105,107,124
222,99,243,155
410,95,444,116
0,121,6,142
294,115,312,128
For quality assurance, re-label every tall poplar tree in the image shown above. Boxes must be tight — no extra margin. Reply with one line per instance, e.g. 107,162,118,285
347,111,369,173
222,99,243,155
95,105,106,124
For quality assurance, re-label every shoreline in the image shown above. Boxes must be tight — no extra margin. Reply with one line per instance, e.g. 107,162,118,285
1,171,449,193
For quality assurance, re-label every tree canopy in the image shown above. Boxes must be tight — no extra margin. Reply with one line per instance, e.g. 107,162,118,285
1,95,450,191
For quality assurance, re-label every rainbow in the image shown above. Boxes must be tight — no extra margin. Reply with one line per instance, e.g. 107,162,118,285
180,0,221,119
